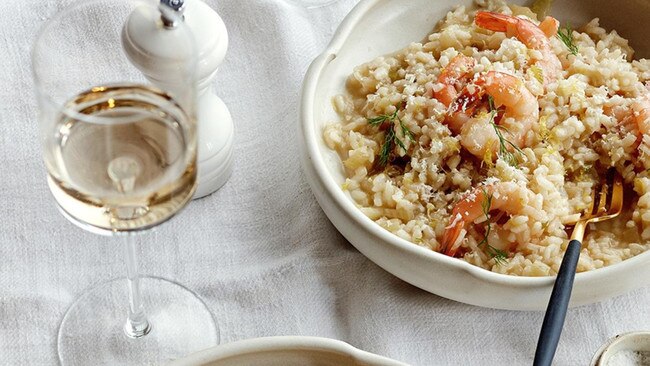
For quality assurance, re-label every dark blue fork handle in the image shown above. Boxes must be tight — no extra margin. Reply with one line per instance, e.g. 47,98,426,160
533,239,582,366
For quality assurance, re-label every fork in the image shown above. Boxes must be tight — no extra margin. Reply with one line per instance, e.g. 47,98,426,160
533,168,624,366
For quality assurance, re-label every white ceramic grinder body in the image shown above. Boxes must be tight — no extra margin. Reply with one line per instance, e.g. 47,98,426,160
122,0,234,199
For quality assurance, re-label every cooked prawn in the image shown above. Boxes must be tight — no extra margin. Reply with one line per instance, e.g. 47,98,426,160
600,87,650,172
428,55,477,134
632,88,650,135
441,181,528,257
434,55,476,107
457,71,539,159
609,87,650,142
627,87,650,167
475,11,562,85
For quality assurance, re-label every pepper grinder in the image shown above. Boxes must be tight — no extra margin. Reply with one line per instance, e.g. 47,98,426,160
122,0,234,199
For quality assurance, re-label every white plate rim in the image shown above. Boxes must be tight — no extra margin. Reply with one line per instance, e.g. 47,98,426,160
168,336,409,366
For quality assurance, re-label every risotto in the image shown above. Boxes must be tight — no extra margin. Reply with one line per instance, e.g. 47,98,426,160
323,0,650,276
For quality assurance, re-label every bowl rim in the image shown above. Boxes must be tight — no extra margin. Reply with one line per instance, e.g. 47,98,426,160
299,0,650,287
168,336,408,365
590,331,650,365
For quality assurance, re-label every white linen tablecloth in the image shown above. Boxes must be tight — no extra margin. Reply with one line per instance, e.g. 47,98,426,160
1,0,649,365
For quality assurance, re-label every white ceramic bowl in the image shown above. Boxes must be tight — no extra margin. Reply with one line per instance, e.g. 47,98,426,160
168,336,408,366
299,0,650,310
590,331,650,366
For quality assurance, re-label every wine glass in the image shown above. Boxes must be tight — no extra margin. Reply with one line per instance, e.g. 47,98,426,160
32,1,218,364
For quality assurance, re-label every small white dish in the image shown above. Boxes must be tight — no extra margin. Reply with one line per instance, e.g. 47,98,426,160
590,332,650,366
299,0,650,310
168,336,408,366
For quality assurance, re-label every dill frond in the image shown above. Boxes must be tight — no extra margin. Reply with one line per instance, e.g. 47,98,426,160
367,106,414,167
378,128,394,167
397,115,415,142
477,187,508,265
487,96,523,168
367,110,396,127
487,246,508,265
557,24,579,57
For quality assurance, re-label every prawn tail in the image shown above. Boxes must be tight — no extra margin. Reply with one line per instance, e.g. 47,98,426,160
474,11,515,32
538,16,559,38
441,219,465,257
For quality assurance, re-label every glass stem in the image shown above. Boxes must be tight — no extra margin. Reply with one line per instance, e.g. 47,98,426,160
123,234,151,338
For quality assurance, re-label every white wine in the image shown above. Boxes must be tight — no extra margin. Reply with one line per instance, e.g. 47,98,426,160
45,85,197,233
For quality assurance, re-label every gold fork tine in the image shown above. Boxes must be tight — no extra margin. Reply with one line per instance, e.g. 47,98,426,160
609,173,624,214
586,181,602,219
592,170,624,223
597,180,609,215
604,168,615,211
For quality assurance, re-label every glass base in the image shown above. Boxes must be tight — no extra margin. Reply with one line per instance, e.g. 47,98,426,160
57,277,218,365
